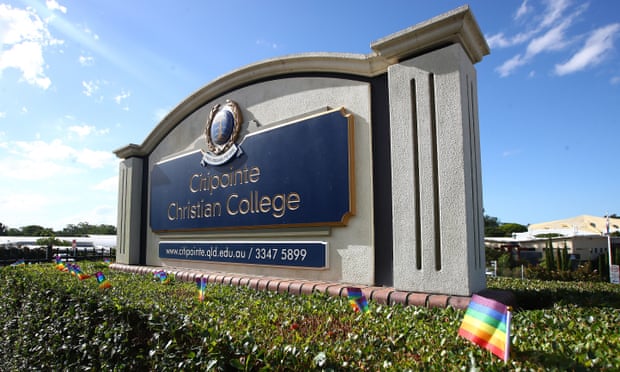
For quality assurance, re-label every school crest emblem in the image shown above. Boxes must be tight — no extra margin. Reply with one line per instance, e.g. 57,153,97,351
201,100,243,166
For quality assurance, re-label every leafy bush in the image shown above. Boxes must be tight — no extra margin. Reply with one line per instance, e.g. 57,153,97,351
0,264,618,370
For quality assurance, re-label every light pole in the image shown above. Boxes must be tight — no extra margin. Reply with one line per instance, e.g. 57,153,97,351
606,214,618,284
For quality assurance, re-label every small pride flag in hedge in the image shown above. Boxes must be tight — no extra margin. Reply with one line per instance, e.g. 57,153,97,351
55,256,68,271
196,277,207,301
95,271,111,289
153,270,171,284
347,287,369,313
67,263,90,280
458,294,512,361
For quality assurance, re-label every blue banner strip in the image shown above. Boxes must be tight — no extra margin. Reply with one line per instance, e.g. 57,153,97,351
159,241,327,268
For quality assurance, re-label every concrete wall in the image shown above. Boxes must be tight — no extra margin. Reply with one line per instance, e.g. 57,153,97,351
145,77,375,284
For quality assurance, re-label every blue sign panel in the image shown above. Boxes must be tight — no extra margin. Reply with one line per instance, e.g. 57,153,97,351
150,108,354,231
159,241,327,268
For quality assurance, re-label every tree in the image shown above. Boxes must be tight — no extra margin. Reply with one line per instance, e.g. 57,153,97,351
20,225,53,236
0,223,6,236
498,222,528,237
484,214,527,237
59,222,116,236
484,214,503,237
543,238,555,271
6,227,22,235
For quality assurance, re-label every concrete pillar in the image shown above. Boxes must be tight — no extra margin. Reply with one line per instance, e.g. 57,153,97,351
116,157,143,265
389,43,485,296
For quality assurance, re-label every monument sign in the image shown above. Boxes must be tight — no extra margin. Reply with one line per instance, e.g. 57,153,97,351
114,5,490,296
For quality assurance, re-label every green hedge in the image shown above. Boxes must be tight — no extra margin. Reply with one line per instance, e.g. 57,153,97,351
0,263,619,370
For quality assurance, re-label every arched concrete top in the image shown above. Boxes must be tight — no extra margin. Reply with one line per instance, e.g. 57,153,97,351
114,5,489,159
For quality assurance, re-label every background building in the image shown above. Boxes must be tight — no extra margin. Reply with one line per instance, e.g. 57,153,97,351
485,215,620,263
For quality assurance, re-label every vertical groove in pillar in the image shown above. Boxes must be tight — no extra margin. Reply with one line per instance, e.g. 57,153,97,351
429,74,441,271
119,167,127,255
410,79,422,270
468,77,482,269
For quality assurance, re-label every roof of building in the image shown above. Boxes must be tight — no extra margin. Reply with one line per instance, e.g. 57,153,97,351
528,215,620,236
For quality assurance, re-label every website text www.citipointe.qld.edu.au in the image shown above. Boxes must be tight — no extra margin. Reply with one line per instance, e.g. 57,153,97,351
163,245,308,263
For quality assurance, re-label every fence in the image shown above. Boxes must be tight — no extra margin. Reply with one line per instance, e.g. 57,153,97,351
0,245,115,266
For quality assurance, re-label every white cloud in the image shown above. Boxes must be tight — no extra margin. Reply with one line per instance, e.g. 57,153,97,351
46,0,67,14
502,149,522,157
496,54,527,77
526,20,570,57
68,124,95,138
67,204,117,228
611,76,620,85
256,39,279,49
540,0,571,28
0,4,62,89
555,23,620,76
0,112,6,119
486,33,510,49
493,0,600,77
0,138,115,181
76,148,115,168
92,176,118,192
78,55,94,66
0,40,51,89
0,192,53,216
515,0,532,20
114,90,130,104
81,80,99,96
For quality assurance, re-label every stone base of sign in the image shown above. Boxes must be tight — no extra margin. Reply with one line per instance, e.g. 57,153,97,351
110,263,474,310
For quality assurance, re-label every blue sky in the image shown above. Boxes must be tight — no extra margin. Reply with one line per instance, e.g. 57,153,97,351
0,0,618,230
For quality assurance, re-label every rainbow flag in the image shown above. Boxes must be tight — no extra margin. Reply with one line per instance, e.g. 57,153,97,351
196,277,207,301
154,270,171,284
72,264,91,280
55,256,68,271
95,271,111,289
347,287,369,313
458,294,512,361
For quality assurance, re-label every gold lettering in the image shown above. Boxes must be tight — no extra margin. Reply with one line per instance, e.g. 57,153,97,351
226,194,239,215
249,166,260,183
189,174,200,193
167,202,177,220
271,194,285,218
259,195,271,213
287,192,301,211
238,198,250,215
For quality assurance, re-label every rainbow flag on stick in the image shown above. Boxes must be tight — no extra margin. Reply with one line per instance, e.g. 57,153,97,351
153,270,171,284
458,294,512,362
196,277,207,301
55,256,68,271
95,272,111,289
10,259,25,267
347,287,369,313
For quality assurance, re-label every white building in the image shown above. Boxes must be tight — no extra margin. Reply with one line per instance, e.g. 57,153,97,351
485,215,619,263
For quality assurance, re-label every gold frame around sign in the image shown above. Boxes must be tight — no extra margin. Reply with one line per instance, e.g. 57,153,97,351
156,107,355,233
